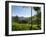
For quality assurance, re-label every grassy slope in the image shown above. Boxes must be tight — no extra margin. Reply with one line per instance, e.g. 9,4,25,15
12,21,41,31
12,22,31,31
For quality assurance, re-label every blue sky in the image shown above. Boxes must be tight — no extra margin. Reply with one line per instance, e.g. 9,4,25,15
11,5,37,17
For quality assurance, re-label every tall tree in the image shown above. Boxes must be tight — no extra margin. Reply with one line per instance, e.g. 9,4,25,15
33,7,41,24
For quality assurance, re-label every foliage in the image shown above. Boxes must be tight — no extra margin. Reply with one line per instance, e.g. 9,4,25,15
33,7,41,24
12,7,41,31
33,7,40,11
12,22,41,31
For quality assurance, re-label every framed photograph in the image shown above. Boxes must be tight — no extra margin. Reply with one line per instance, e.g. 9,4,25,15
5,1,45,36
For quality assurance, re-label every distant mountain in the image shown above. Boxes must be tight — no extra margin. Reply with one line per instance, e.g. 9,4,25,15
12,16,31,20
12,16,31,24
18,17,26,21
12,15,40,24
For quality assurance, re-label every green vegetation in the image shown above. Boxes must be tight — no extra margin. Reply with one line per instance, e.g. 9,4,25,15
12,21,41,31
12,22,31,31
12,7,41,31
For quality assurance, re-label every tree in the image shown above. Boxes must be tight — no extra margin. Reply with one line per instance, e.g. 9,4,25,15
33,7,41,24
14,16,19,22
33,7,40,11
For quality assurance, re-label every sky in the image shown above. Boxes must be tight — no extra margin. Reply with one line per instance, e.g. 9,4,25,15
11,5,37,17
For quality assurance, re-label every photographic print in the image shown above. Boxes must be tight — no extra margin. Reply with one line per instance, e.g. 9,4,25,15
5,1,45,36
12,6,41,31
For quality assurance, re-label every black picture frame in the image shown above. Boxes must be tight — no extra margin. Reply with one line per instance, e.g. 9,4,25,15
5,1,45,36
